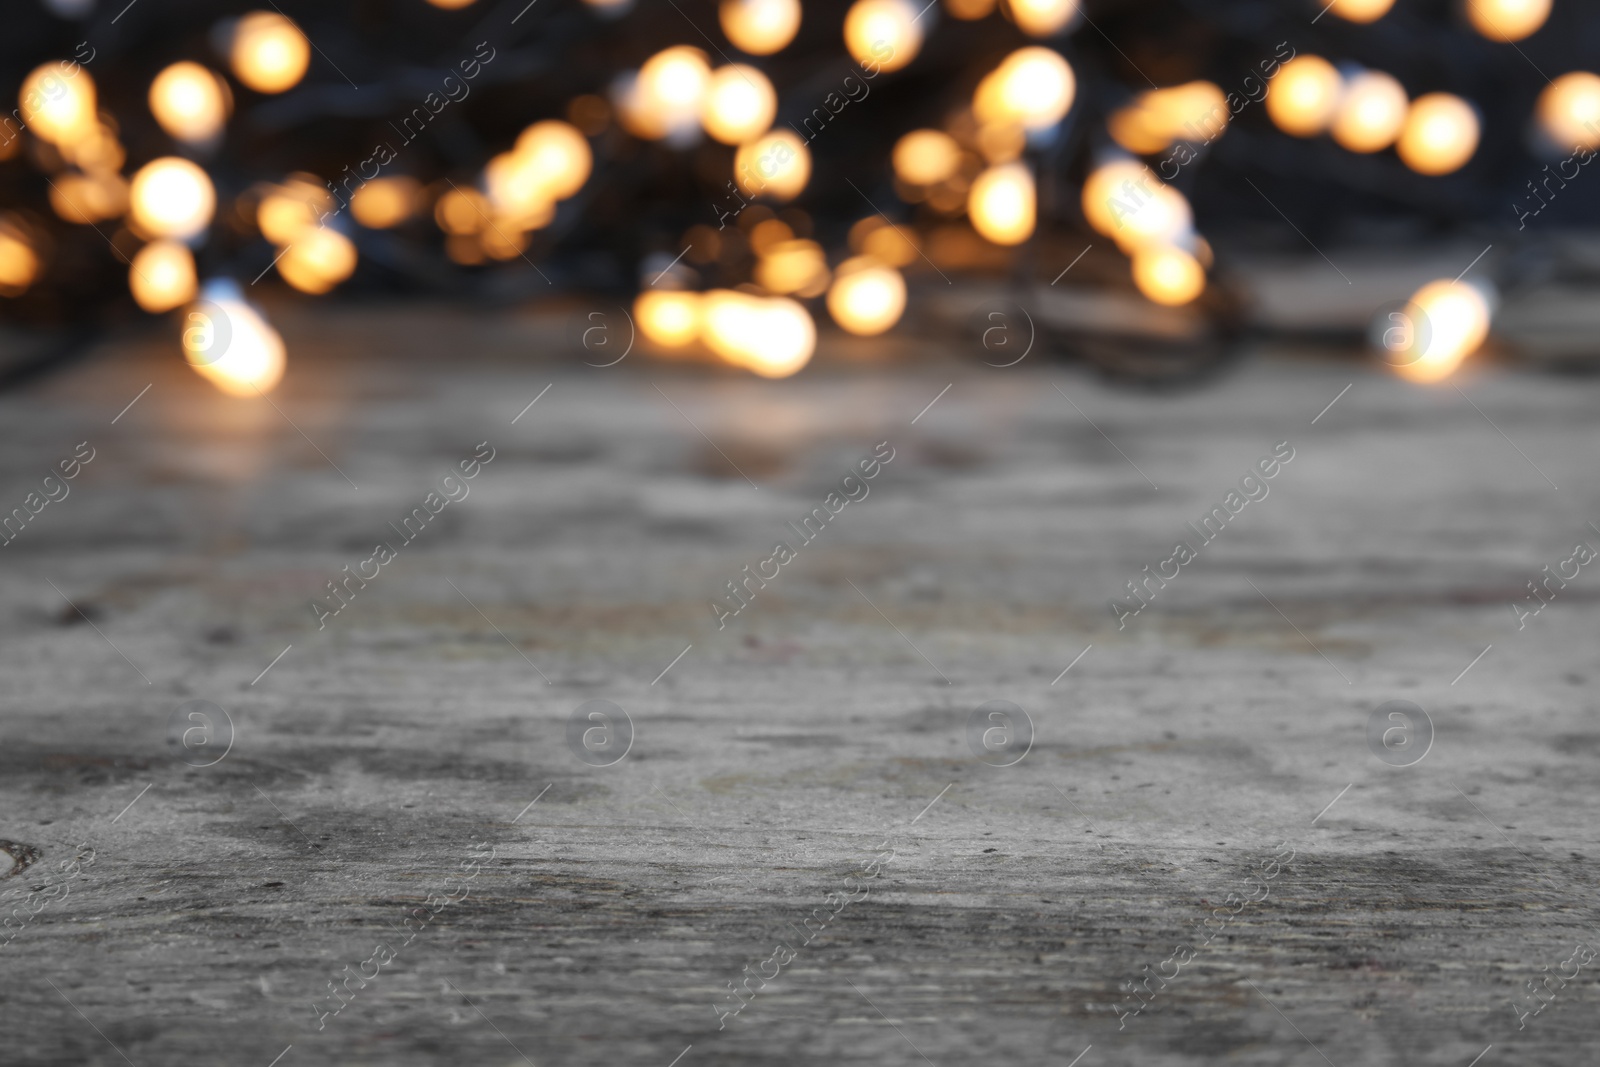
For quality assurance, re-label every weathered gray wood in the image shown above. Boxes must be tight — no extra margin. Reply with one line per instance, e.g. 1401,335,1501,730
1,305,1598,1067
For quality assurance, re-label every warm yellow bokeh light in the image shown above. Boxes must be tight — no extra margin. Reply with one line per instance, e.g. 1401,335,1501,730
1389,279,1492,383
734,130,811,200
436,186,490,235
1006,0,1078,39
638,47,713,133
1110,81,1228,154
1082,160,1191,251
1331,70,1408,153
994,47,1076,131
19,63,97,146
1465,0,1550,42
844,0,922,73
350,177,421,228
258,178,331,244
719,0,802,55
893,129,962,185
1537,72,1600,152
702,65,777,145
485,151,555,228
1131,245,1205,306
184,291,287,396
1397,92,1479,175
149,62,229,144
701,290,815,377
230,12,312,94
130,157,215,240
425,0,478,7
968,163,1036,245
948,0,998,18
1325,0,1395,22
636,289,703,347
129,240,197,313
276,226,357,294
1267,55,1343,138
514,120,593,200
827,256,906,335
49,172,128,224
861,222,920,267
756,238,830,296
0,217,40,297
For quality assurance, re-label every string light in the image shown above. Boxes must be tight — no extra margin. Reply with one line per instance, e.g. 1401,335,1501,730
968,163,1036,245
1005,0,1078,38
129,240,197,312
1324,0,1395,22
1109,81,1227,154
826,256,906,335
893,129,962,185
1397,93,1479,175
1388,279,1493,383
734,130,811,199
1536,72,1600,152
636,289,703,348
183,281,287,396
1131,245,1205,306
636,47,712,136
702,65,777,145
1331,69,1408,154
843,0,922,74
229,12,312,94
1266,55,1343,138
719,0,802,55
1464,0,1551,43
18,62,96,146
149,62,230,145
130,157,216,240
275,226,358,294
0,216,40,298
350,177,421,229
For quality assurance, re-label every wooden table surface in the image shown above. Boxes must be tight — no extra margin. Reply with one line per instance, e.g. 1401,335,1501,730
2,303,1597,1067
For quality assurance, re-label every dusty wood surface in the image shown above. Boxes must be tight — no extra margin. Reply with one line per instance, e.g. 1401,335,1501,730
1,304,1598,1067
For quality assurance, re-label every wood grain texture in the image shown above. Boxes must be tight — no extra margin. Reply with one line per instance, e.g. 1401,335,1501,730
1,306,1597,1067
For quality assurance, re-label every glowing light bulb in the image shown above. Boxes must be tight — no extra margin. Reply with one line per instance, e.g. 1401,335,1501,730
1131,245,1205,306
1331,69,1408,153
0,216,40,297
734,130,811,200
130,240,197,312
514,120,593,199
1397,92,1479,175
1110,81,1228,153
1465,0,1550,42
893,129,962,185
702,65,777,145
275,226,357,294
993,47,1076,131
149,62,229,144
755,238,830,296
49,172,128,224
1386,279,1492,383
1081,160,1190,250
1006,0,1078,39
485,152,556,228
18,62,97,146
1537,72,1600,152
719,0,801,55
436,187,490,235
827,256,906,335
701,290,815,376
183,281,287,396
1325,0,1395,22
638,47,712,134
230,12,311,94
130,157,215,240
350,177,420,228
258,178,331,244
844,0,922,74
636,289,703,348
1267,55,1342,138
968,163,1036,245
